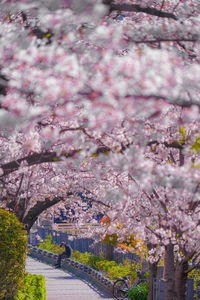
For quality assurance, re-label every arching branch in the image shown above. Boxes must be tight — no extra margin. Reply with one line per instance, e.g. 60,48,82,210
23,195,72,232
1,150,79,177
0,146,112,177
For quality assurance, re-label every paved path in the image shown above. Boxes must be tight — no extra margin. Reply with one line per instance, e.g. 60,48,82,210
26,257,113,300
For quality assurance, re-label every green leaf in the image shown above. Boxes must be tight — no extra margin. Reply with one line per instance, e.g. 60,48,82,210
179,126,186,139
190,137,200,153
45,33,52,38
178,126,187,145
53,156,59,161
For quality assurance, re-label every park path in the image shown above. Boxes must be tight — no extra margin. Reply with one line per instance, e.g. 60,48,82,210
26,257,113,300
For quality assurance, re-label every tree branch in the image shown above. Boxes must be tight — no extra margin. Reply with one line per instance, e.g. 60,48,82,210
147,140,184,150
184,251,200,274
15,174,24,198
179,149,184,166
0,150,82,177
127,94,200,107
0,145,119,177
23,195,72,232
107,3,178,20
0,136,185,178
132,38,198,44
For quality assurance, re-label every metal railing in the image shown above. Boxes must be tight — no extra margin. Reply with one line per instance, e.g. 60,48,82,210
56,223,100,235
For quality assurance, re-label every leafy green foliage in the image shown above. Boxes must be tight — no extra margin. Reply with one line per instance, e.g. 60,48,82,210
16,273,46,300
72,250,104,269
178,126,187,145
190,137,200,152
72,251,141,282
39,234,144,283
126,282,148,300
105,259,141,282
188,268,200,279
38,234,63,254
188,268,200,293
96,260,117,272
0,209,27,299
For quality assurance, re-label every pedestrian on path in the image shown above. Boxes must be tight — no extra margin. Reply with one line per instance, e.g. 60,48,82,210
55,242,72,268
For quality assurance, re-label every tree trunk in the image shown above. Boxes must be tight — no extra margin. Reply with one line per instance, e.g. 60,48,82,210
5,195,65,232
104,243,114,260
146,242,158,300
163,243,175,300
22,198,62,232
174,260,188,300
148,261,158,300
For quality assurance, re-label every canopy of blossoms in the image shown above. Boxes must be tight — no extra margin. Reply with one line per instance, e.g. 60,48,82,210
1,2,200,289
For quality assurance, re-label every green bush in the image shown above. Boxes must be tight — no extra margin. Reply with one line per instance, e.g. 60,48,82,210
127,282,148,300
39,235,144,283
71,250,104,269
188,267,200,280
38,234,62,254
105,259,139,282
96,260,117,272
71,250,141,282
16,273,46,300
188,268,200,295
0,209,27,299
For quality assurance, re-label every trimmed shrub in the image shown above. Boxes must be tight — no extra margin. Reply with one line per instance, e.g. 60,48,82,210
96,260,117,272
38,234,62,254
0,209,28,299
71,250,104,269
16,273,46,300
71,250,141,282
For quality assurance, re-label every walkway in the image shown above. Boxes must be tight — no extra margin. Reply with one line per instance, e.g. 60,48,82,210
26,257,113,300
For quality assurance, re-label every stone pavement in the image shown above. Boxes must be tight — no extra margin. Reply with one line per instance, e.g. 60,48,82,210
26,257,114,300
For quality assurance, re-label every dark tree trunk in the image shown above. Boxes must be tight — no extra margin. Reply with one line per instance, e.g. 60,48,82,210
148,261,158,300
146,242,158,300
104,243,114,260
22,196,70,232
174,260,188,300
6,195,72,232
163,243,175,300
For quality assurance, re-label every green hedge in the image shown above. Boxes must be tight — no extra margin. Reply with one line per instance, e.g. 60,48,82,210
39,234,143,282
39,234,149,299
0,209,27,299
16,273,46,300
72,250,140,282
38,234,62,254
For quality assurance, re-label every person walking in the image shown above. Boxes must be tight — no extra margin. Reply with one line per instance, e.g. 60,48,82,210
55,242,72,268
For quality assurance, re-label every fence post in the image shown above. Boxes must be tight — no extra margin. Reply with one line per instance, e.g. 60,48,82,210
195,280,200,300
153,278,165,300
186,278,194,300
153,278,157,300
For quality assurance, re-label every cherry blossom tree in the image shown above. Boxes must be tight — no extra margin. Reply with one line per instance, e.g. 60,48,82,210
1,1,200,300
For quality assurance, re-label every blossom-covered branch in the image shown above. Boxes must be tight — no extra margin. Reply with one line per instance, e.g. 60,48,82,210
104,1,178,20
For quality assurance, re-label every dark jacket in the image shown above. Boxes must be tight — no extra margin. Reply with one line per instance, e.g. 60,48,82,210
63,244,72,258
